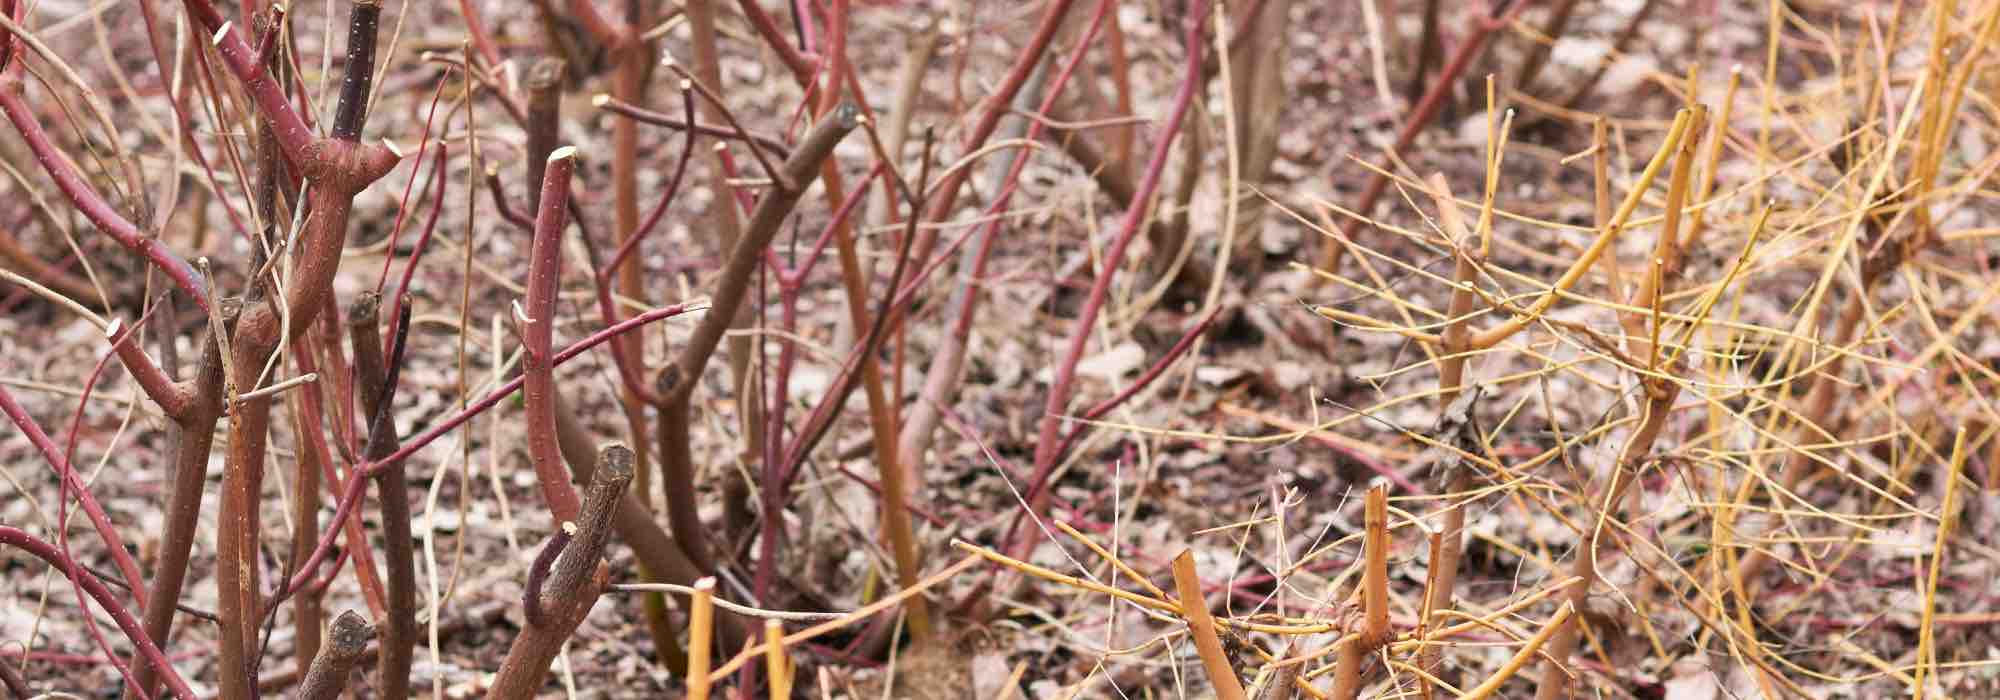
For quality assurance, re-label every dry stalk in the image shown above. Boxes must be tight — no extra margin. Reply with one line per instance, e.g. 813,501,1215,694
1330,485,1391,699
1462,604,1573,700
1911,428,1969,700
1534,105,1705,700
679,0,762,531
1173,550,1248,700
686,578,716,700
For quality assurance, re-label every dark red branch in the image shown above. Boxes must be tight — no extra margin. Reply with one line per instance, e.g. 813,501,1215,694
524,146,585,521
330,0,381,141
0,527,197,700
595,94,793,157
0,87,208,311
1024,0,1212,531
592,85,698,408
178,0,313,159
0,385,149,611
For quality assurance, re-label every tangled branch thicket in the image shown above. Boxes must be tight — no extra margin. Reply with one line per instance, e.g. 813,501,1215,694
1,0,1998,698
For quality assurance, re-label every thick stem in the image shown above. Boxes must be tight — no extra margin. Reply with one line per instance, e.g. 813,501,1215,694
349,293,416,700
1411,174,1485,696
568,446,741,667
550,394,704,671
607,5,653,510
276,304,701,626
215,342,275,700
655,106,861,572
0,527,197,700
1534,380,1680,700
523,147,585,521
1536,107,1703,700
215,166,385,699
1332,485,1393,699
330,0,381,142
522,57,566,210
1172,551,1246,700
285,337,325,674
296,611,374,700
485,445,634,700
126,326,224,700
211,13,399,689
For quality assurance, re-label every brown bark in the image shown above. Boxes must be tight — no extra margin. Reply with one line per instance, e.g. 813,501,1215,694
295,611,374,700
654,106,862,574
484,445,634,699
348,293,417,700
